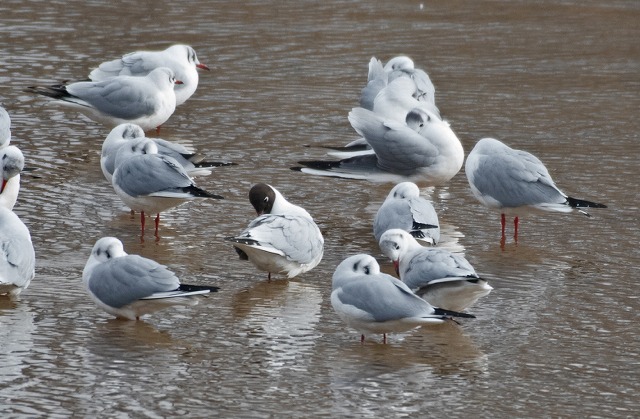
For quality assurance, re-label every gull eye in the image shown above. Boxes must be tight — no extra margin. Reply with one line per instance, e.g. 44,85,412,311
264,197,269,203
363,266,370,275
395,244,400,250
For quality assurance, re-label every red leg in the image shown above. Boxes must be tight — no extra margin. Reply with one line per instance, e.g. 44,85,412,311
501,213,506,236
140,211,146,234
383,333,387,344
360,334,365,343
514,216,519,242
154,213,160,236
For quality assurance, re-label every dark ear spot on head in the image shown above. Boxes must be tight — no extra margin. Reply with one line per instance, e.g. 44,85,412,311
363,266,370,275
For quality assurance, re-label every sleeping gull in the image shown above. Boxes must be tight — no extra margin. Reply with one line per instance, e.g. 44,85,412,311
83,237,219,320
101,123,235,183
373,181,440,245
0,145,25,211
331,254,475,343
226,184,324,280
293,107,463,185
89,44,210,106
0,208,35,298
27,67,180,131
465,137,606,241
111,137,224,236
379,229,492,312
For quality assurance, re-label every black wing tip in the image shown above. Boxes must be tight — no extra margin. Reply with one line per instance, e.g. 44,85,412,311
194,160,238,168
290,166,303,172
179,283,220,293
567,196,607,210
295,160,343,170
433,307,476,319
186,185,224,199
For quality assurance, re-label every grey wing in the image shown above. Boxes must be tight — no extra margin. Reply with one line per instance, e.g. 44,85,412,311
67,78,158,119
409,197,439,227
373,200,414,241
374,121,440,173
153,139,193,168
359,58,387,110
241,215,323,264
338,275,432,321
472,149,566,207
403,249,477,289
0,229,35,288
409,68,436,105
87,255,179,308
115,155,192,196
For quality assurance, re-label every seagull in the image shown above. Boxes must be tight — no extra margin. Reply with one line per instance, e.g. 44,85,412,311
293,107,463,185
101,123,235,183
226,184,324,280
373,181,440,245
111,137,224,236
465,137,607,242
82,237,219,320
89,44,210,106
331,254,475,343
360,56,437,113
0,106,11,148
0,207,35,298
27,67,180,131
0,145,25,211
379,229,492,312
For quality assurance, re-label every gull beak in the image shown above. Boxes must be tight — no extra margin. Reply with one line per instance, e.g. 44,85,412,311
196,63,211,71
175,79,184,85
393,260,399,276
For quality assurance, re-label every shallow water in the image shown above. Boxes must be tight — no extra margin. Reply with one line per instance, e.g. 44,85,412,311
1,0,639,416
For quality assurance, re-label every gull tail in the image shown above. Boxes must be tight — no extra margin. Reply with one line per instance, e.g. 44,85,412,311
566,196,607,217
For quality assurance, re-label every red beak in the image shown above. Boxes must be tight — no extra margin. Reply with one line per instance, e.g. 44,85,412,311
175,80,184,85
196,63,210,71
0,179,6,193
393,260,399,276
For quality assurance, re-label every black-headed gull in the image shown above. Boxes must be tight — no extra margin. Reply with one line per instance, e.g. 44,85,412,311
294,107,463,185
360,56,437,113
83,237,219,320
0,207,35,298
0,145,25,211
465,137,607,241
111,138,224,236
28,67,180,131
373,181,440,245
331,254,475,343
226,184,324,280
101,123,235,183
0,106,11,148
89,44,210,106
379,229,492,312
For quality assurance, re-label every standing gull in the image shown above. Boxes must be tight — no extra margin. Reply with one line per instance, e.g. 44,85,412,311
465,137,606,241
379,229,492,312
373,181,440,245
83,237,218,320
111,137,224,236
331,254,475,343
89,44,210,106
226,184,324,280
28,67,180,131
101,123,235,183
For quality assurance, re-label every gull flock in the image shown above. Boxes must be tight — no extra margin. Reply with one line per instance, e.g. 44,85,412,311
1,46,607,343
